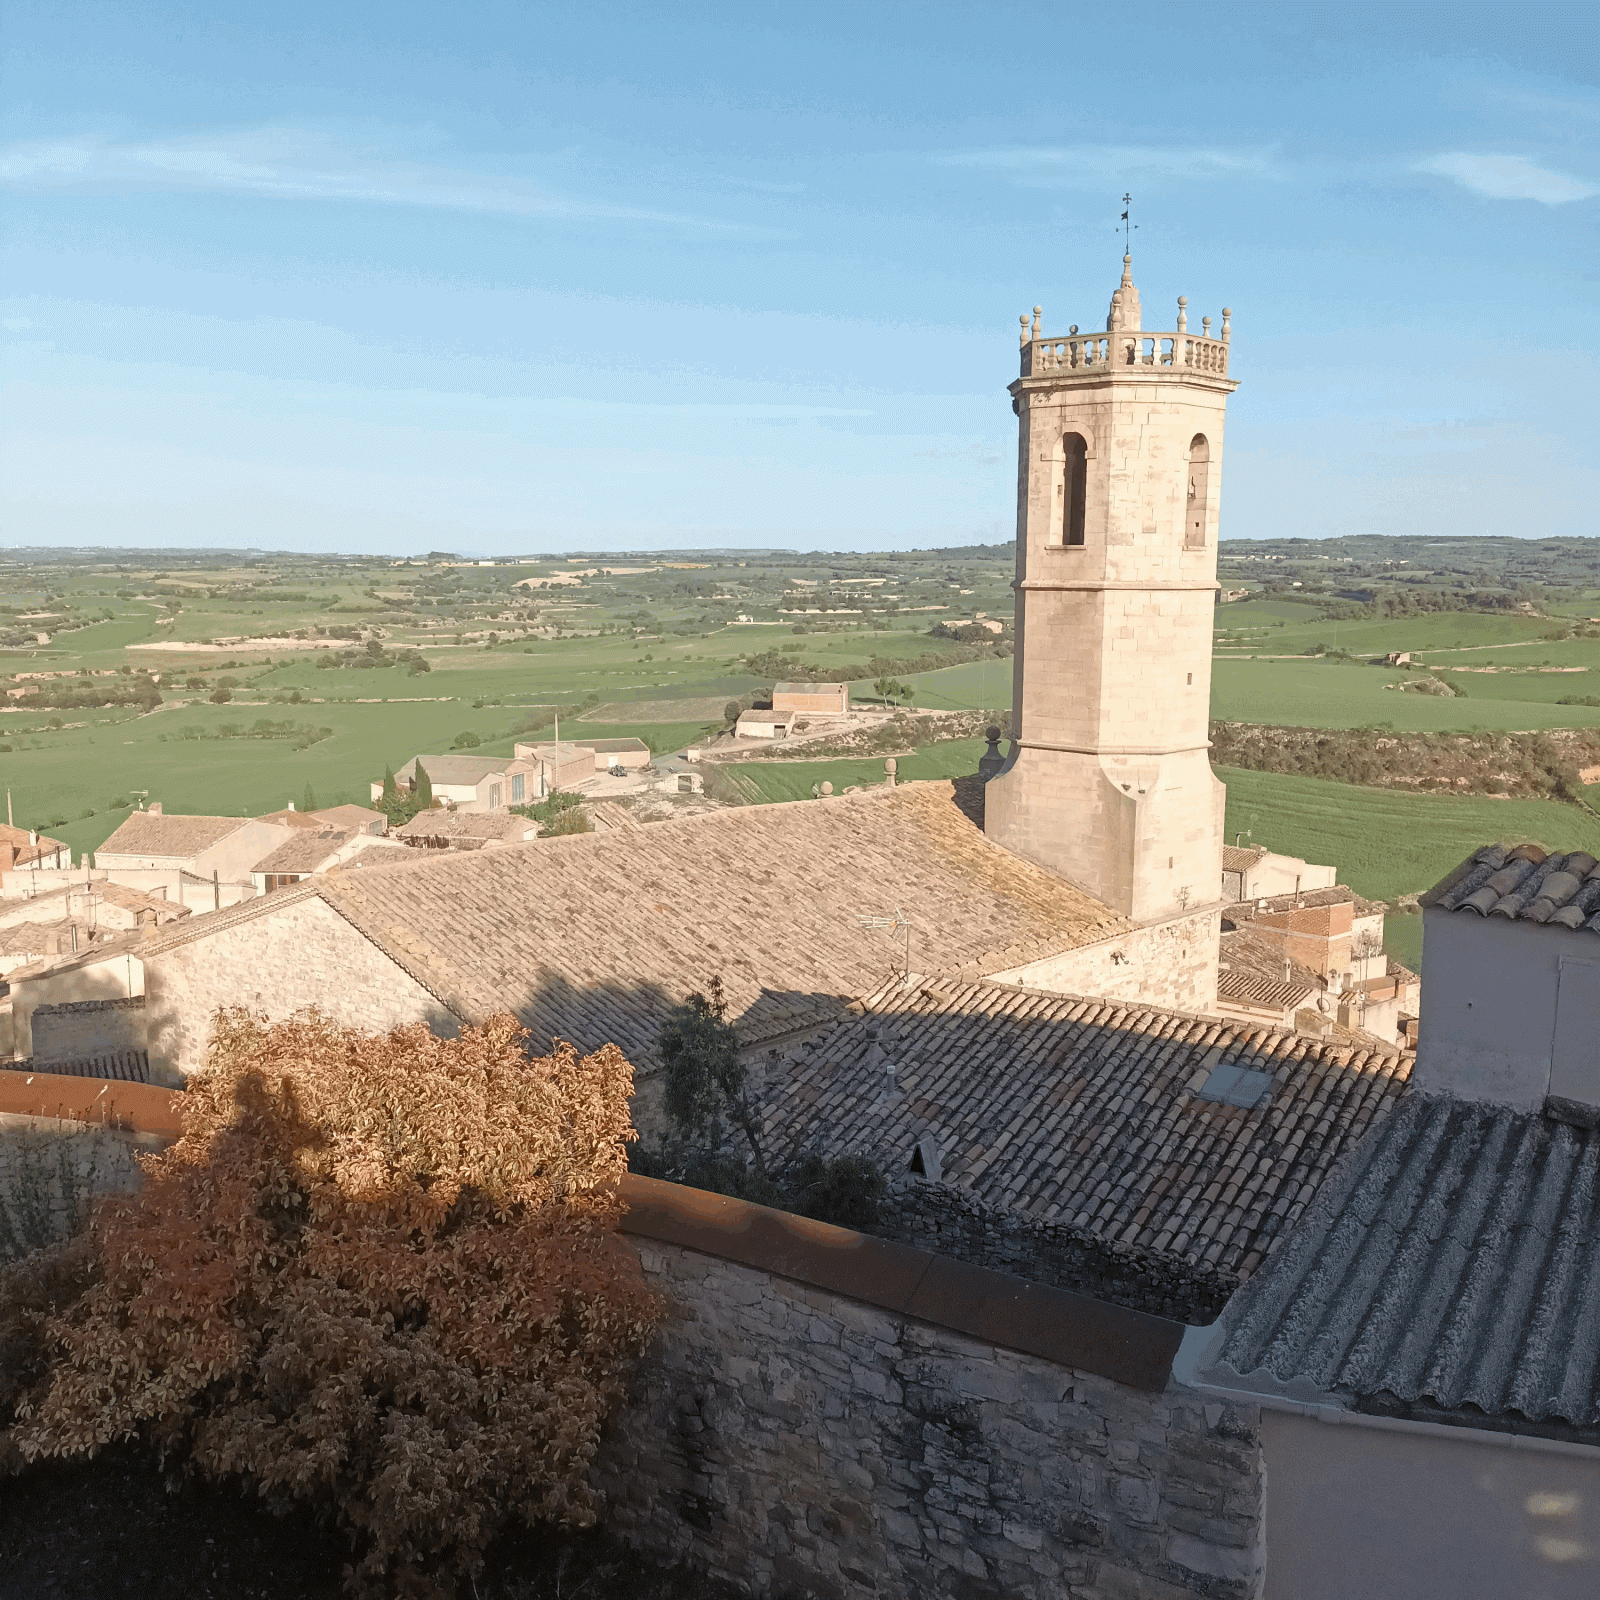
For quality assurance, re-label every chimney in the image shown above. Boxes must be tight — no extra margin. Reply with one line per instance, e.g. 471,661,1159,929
148,801,163,815
288,800,296,811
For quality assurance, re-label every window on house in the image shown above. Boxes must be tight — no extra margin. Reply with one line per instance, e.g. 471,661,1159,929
489,784,502,810
1186,435,1210,548
1060,432,1087,546
511,773,524,803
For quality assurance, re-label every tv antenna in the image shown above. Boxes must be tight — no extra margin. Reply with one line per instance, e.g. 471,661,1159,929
1120,192,1137,252
858,906,913,985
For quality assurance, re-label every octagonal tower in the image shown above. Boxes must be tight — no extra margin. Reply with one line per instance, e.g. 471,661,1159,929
984,256,1238,935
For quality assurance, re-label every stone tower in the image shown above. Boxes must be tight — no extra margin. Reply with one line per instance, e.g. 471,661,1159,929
984,255,1237,938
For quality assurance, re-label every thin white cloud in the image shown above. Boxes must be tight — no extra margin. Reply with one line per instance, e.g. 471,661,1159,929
938,144,1274,186
0,129,779,236
1416,152,1597,205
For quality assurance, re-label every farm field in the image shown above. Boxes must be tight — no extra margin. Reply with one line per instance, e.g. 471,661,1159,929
1210,658,1600,732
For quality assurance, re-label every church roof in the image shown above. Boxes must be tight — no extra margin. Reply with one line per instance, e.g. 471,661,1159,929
24,781,1127,1074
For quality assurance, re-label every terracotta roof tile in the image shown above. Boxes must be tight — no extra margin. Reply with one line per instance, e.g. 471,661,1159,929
1424,842,1600,932
761,973,1411,1280
96,813,250,859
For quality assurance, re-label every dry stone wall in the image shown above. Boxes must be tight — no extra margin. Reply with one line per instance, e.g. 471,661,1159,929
598,1239,1264,1600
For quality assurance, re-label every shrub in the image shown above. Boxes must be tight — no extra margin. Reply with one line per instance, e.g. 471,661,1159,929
452,730,481,749
209,687,232,704
0,1011,663,1598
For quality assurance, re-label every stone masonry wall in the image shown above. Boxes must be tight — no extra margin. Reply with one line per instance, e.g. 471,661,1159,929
0,1115,157,1258
597,1239,1264,1600
31,996,146,1069
995,907,1221,1016
145,895,457,1082
877,1179,1236,1325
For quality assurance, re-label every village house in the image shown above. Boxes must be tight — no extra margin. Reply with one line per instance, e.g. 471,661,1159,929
0,823,70,874
82,807,295,911
258,802,388,836
510,740,599,794
249,826,408,893
771,681,849,716
1221,844,1338,903
1181,840,1600,1600
376,753,535,812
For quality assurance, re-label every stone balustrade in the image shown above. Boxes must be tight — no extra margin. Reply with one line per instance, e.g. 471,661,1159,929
1022,325,1230,379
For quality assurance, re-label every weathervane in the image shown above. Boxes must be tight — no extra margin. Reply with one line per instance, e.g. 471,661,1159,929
1120,192,1136,253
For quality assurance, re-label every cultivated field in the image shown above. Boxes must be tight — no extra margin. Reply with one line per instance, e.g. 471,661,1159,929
9,537,1600,976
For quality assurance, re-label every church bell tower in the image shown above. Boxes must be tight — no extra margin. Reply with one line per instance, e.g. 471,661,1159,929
984,256,1238,929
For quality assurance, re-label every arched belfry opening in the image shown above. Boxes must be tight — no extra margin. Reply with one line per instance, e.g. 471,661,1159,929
1061,432,1087,546
1186,434,1210,549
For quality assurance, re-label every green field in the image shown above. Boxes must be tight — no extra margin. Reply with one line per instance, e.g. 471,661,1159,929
1210,658,1600,731
716,738,987,803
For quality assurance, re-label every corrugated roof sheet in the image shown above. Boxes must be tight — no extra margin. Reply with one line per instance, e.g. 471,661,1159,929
1206,1092,1600,1438
1424,842,1600,931
761,974,1410,1278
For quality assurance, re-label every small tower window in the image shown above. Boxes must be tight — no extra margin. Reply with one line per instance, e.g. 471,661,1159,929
1186,435,1210,549
1061,432,1087,546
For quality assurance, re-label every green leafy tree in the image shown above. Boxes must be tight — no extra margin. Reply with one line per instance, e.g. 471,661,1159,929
873,675,893,705
413,760,433,808
723,699,742,727
658,978,764,1172
381,765,398,806
301,782,316,814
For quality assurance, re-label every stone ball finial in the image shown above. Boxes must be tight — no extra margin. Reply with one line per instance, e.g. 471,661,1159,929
1019,313,1030,347
884,757,897,787
820,781,833,797
1202,315,1212,337
1176,295,1188,333
1031,306,1042,337
1069,324,1078,335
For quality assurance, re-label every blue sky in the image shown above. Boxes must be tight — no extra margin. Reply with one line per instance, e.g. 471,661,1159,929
2,0,1597,554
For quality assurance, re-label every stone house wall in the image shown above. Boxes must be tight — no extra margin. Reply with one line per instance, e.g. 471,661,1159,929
600,1238,1263,1600
144,895,456,1082
996,908,1221,1016
0,1114,162,1258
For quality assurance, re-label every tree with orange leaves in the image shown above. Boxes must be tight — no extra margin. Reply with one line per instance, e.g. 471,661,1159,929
1,1009,663,1599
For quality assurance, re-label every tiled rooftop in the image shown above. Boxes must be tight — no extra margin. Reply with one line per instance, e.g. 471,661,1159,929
251,829,354,875
1217,927,1321,1013
259,804,385,834
395,754,515,786
1225,885,1386,920
96,812,250,859
1424,842,1600,930
1204,1092,1600,1441
1221,845,1267,873
760,973,1410,1279
392,810,538,843
51,782,1124,1070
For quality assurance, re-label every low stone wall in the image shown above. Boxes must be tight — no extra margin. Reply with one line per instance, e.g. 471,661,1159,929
604,1178,1264,1600
877,1179,1237,1325
0,1116,157,1259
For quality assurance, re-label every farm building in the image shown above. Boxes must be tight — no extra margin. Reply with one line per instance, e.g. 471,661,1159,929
771,681,849,716
735,708,796,739
571,736,652,771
